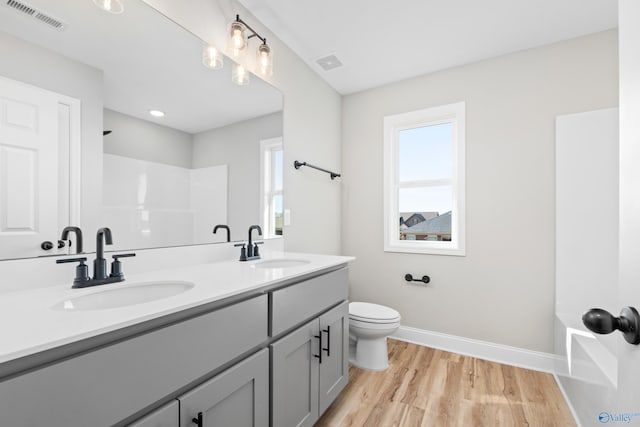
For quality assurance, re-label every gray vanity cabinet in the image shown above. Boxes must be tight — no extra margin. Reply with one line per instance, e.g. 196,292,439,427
271,301,349,427
271,318,320,427
178,348,269,427
318,301,349,415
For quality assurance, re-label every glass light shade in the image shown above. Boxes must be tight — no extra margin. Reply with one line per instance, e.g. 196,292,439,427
228,21,248,58
92,0,124,14
256,42,273,77
232,63,250,86
202,45,223,70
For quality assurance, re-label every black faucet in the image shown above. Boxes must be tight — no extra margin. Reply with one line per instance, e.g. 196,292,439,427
247,225,262,258
61,226,83,254
213,224,231,242
94,227,113,280
56,227,135,288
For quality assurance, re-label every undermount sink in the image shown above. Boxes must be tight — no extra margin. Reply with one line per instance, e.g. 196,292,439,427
52,281,195,311
252,258,310,269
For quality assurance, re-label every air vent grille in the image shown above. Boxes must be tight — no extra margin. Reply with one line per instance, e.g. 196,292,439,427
316,54,343,71
6,0,35,16
34,12,64,29
3,0,67,31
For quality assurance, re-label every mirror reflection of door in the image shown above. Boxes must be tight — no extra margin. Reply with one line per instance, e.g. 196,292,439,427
0,76,80,259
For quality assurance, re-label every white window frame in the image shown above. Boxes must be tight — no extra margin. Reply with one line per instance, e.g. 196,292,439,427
383,102,466,256
259,137,283,238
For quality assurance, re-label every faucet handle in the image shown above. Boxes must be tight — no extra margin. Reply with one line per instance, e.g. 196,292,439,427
56,257,90,288
110,253,136,280
253,241,264,258
234,243,248,261
112,253,136,260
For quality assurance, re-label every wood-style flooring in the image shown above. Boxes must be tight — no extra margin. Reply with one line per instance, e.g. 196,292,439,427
316,339,575,427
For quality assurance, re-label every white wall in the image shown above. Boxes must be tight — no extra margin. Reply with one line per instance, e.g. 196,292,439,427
142,0,343,255
0,30,103,251
341,30,618,353
103,108,193,168
192,112,282,241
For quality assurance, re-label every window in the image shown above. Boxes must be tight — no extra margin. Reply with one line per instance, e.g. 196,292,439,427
383,102,465,255
260,137,283,238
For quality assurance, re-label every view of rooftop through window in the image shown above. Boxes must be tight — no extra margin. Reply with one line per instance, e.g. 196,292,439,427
398,122,454,241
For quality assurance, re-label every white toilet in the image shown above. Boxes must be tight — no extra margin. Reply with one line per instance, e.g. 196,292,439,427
349,302,401,371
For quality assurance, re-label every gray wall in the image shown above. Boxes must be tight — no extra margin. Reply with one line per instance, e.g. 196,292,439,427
341,30,618,353
192,112,283,241
103,109,193,168
143,0,343,255
0,30,103,252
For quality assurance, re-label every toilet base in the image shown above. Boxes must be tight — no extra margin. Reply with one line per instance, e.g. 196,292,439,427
349,336,390,371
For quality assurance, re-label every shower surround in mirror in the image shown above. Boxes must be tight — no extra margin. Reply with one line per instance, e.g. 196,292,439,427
0,0,283,259
103,155,227,251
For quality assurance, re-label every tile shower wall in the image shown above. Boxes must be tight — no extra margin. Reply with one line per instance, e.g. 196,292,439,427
103,154,227,251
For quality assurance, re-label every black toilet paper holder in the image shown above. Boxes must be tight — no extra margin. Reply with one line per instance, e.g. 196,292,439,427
404,274,430,284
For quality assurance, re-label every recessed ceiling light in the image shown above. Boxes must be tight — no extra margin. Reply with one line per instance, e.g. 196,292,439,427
149,109,165,117
92,0,124,14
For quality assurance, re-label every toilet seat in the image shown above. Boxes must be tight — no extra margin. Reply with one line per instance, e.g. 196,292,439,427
349,302,401,324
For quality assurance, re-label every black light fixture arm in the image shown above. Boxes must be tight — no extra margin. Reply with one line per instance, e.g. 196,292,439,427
294,160,341,180
235,14,267,44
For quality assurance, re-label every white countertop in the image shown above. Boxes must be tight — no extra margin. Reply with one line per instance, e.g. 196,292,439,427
0,252,353,366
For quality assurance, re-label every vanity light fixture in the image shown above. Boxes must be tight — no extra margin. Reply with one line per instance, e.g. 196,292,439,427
92,0,124,14
228,14,273,83
148,109,165,118
202,45,224,70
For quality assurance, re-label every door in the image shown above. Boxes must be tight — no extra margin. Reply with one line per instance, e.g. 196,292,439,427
271,319,320,427
0,76,78,258
178,349,269,427
554,2,640,425
318,301,349,415
614,0,640,421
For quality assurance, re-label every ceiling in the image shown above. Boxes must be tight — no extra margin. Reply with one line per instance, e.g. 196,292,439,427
239,0,618,95
0,0,282,133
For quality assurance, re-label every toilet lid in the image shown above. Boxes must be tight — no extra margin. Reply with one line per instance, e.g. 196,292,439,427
349,302,400,322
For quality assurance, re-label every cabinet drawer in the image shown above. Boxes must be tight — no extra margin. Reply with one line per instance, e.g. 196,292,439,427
0,294,268,427
271,267,348,337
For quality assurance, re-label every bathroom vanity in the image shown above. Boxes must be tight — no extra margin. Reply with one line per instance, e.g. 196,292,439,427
0,253,352,427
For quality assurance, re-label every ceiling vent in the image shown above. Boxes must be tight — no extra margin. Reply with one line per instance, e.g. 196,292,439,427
3,0,67,31
316,54,343,71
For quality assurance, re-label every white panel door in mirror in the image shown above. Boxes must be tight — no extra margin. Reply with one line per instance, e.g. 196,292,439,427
0,76,68,259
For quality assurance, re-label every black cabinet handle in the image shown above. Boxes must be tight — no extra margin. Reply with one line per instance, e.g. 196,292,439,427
313,334,322,364
583,306,640,345
41,241,54,250
322,326,331,356
192,411,203,426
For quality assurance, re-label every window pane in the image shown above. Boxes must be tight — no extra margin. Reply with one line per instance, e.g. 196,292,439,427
398,122,453,182
273,194,283,235
274,149,283,191
398,186,452,241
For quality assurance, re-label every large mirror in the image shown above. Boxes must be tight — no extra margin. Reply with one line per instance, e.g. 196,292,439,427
0,0,283,260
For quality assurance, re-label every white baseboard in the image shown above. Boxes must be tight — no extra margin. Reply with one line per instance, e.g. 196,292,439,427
391,325,562,374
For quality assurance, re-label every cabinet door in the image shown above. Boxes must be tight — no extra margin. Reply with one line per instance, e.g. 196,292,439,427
271,319,320,427
127,400,178,427
178,349,269,427
318,301,349,415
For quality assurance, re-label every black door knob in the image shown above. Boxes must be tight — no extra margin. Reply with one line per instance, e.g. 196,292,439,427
582,306,640,345
41,241,54,250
